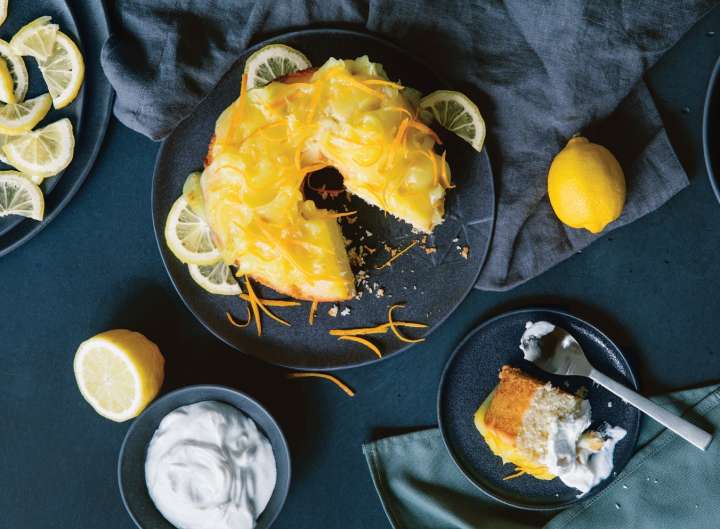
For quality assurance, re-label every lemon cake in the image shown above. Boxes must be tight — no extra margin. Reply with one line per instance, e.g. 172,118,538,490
474,366,626,493
201,56,450,301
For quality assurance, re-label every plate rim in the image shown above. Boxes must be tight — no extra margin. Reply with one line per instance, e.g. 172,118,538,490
436,307,641,511
0,0,115,258
117,384,292,529
703,54,720,204
151,27,497,371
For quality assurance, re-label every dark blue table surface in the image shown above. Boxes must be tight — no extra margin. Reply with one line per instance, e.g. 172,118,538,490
2,7,720,529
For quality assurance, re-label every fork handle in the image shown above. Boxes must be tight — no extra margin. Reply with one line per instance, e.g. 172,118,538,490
589,368,713,450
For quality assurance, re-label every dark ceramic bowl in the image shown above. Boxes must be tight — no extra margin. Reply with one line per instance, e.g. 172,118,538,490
118,385,291,529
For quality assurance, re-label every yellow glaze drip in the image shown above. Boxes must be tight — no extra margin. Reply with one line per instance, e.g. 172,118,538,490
202,56,449,301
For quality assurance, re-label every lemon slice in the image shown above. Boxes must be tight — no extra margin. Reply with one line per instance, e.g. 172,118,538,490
2,118,74,177
38,31,84,109
0,171,44,220
419,90,486,152
73,329,165,422
188,261,241,295
0,39,28,103
0,58,15,104
182,170,206,219
0,0,7,28
10,16,59,62
164,195,221,265
0,93,52,134
244,44,311,89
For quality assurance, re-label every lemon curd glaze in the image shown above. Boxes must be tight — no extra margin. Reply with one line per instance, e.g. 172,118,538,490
201,56,450,301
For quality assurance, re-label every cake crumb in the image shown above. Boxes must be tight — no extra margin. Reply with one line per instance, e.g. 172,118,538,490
425,246,437,254
375,288,385,298
340,307,351,316
328,305,339,317
460,245,470,259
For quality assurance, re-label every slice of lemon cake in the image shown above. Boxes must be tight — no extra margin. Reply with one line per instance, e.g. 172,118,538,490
474,366,626,493
202,56,450,301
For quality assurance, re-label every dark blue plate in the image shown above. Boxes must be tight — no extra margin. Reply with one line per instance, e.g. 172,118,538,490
118,385,291,529
0,0,113,257
437,308,640,511
152,29,495,370
703,55,720,203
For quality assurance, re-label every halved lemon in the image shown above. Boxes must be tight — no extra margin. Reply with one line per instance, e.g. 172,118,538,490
0,93,52,134
0,39,28,103
419,90,486,152
2,118,74,177
164,195,221,265
188,261,241,295
0,171,44,220
10,16,59,62
38,31,84,109
244,44,311,89
73,329,165,422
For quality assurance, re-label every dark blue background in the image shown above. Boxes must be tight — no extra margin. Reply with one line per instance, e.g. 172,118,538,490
2,6,720,529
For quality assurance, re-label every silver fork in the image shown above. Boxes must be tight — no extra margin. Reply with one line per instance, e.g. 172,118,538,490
520,322,713,450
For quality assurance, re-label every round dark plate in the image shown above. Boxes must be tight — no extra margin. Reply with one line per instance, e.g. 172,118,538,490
118,385,291,529
703,55,720,203
437,308,640,511
0,0,113,257
152,29,495,370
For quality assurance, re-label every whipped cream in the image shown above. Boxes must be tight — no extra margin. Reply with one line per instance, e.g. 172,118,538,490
519,320,627,494
145,401,277,529
519,320,556,362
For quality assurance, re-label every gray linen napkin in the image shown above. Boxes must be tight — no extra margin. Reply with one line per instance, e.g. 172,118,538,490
362,384,720,529
101,0,718,289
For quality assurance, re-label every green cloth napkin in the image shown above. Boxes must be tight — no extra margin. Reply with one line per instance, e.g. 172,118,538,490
363,385,720,529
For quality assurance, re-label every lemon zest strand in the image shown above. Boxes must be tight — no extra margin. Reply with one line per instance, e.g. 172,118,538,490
244,275,262,336
364,79,404,90
309,300,318,325
287,372,355,397
329,321,428,337
503,469,526,481
226,307,251,328
387,304,426,343
407,119,443,144
440,150,454,189
339,335,382,358
238,293,300,307
376,240,418,270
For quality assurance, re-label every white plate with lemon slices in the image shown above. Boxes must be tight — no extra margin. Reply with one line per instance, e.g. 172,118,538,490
153,29,496,370
0,0,112,257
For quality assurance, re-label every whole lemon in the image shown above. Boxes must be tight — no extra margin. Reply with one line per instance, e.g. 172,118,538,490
547,136,625,234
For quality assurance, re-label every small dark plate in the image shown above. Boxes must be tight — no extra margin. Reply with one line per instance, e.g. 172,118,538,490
437,308,640,511
703,55,720,203
0,0,113,257
152,28,495,370
118,385,291,529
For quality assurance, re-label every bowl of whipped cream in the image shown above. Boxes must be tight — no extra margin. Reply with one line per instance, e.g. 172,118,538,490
118,385,290,529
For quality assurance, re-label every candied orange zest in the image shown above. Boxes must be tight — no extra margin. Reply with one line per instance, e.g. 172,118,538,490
244,275,291,327
238,293,300,307
329,321,428,337
364,79,404,90
337,75,385,98
244,275,262,336
240,120,287,146
309,300,318,325
306,172,345,197
226,307,251,328
339,335,382,358
287,372,355,397
385,106,413,118
386,118,410,168
440,150,454,188
407,119,443,145
503,469,526,481
321,210,357,219
387,304,426,343
375,240,418,270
